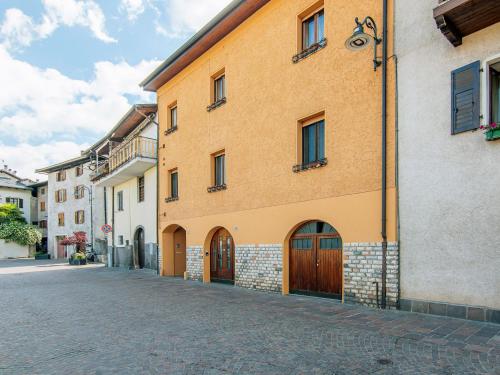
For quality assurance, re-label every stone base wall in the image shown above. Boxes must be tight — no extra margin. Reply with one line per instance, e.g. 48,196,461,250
343,242,399,309
235,244,282,292
112,243,158,271
187,246,203,281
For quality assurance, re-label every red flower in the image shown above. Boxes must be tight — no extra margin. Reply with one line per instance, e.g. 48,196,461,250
491,122,498,129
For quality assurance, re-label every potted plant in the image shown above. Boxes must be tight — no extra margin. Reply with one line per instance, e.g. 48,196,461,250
69,252,87,266
480,122,500,141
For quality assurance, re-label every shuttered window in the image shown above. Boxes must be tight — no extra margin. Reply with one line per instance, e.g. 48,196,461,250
451,61,480,134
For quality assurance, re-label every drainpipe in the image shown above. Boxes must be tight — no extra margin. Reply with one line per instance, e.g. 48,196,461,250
156,116,160,276
380,0,388,309
111,186,115,268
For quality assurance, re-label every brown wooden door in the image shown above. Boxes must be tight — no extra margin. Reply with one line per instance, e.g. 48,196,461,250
290,222,342,299
210,228,234,283
173,228,186,277
57,238,65,259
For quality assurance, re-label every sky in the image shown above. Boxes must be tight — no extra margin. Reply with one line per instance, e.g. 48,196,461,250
0,0,232,181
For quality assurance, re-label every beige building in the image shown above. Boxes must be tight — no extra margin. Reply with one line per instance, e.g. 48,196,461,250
90,104,158,270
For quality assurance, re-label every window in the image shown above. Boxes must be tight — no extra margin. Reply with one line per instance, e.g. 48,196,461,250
302,9,324,50
75,165,83,177
40,201,46,212
40,188,45,195
208,69,226,111
75,210,85,224
6,197,23,209
138,176,145,202
74,185,85,199
58,213,64,226
39,220,47,229
117,191,124,211
118,235,124,245
214,74,225,102
56,170,66,182
303,120,325,164
215,153,225,186
489,61,500,124
451,61,480,134
170,105,177,129
55,189,67,203
170,170,178,199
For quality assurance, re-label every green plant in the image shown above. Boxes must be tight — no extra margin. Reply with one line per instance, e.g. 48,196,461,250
0,221,41,246
0,204,26,224
71,252,86,260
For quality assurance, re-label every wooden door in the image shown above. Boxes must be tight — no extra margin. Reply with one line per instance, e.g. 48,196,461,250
173,228,186,277
136,229,145,269
56,237,65,259
289,221,342,299
210,228,234,283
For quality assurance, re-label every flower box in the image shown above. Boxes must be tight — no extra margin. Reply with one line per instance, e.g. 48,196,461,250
485,128,500,141
69,258,87,266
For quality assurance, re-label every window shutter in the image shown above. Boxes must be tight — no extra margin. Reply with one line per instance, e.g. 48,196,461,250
55,191,58,202
451,61,480,134
19,199,23,208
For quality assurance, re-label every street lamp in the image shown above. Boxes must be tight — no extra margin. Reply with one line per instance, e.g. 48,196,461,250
345,16,382,71
344,9,389,310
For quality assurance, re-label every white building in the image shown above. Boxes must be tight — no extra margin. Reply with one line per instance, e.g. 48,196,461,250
36,155,105,259
0,168,33,223
396,0,500,323
90,104,158,270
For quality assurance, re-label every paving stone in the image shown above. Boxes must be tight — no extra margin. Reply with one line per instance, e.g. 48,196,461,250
0,259,498,375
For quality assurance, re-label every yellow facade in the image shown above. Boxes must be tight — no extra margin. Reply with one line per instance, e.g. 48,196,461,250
155,0,396,300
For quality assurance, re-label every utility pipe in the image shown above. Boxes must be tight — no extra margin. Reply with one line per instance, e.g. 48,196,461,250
380,0,388,309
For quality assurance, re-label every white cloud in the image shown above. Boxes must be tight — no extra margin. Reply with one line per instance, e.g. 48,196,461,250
0,141,90,181
156,0,232,38
120,0,145,21
0,0,116,50
0,46,160,143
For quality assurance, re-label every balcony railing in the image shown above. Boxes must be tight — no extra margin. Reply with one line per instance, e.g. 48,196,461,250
92,136,157,181
108,136,157,173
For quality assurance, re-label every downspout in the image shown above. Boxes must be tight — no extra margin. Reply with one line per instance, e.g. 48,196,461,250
380,0,389,309
111,186,115,267
156,115,160,276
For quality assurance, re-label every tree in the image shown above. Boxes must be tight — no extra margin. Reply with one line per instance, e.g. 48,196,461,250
0,204,26,224
60,232,87,252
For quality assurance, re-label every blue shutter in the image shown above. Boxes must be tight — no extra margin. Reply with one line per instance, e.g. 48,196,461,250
451,61,480,134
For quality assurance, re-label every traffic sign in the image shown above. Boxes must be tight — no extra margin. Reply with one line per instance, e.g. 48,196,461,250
101,224,112,234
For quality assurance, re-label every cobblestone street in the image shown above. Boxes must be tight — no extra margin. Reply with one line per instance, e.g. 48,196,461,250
0,259,498,375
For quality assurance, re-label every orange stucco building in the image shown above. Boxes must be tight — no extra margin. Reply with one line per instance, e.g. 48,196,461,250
142,0,397,307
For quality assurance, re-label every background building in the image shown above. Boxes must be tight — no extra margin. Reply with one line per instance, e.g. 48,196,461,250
396,0,500,322
0,166,33,223
36,155,105,259
90,104,158,270
29,181,49,251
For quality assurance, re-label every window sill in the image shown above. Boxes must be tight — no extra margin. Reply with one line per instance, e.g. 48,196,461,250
292,38,327,64
164,126,178,136
207,184,227,193
293,158,328,173
207,97,226,112
165,196,179,203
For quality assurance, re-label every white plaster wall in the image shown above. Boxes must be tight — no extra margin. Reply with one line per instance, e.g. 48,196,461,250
0,187,32,222
47,162,105,258
0,240,30,259
110,166,157,247
396,0,500,309
36,185,48,237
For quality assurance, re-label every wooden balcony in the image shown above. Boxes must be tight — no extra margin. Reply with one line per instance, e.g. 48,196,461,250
434,0,500,47
93,136,157,186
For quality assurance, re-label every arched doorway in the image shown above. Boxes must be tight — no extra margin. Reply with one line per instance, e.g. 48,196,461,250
210,228,235,284
134,227,145,269
289,221,342,299
173,227,186,277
